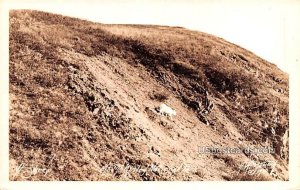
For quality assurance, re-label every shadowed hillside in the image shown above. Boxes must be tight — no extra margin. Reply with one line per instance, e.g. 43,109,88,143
9,10,289,180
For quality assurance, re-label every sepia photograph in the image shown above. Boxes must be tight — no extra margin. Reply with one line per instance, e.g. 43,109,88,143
1,0,300,188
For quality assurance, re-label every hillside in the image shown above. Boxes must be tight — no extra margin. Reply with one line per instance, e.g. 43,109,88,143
9,10,289,181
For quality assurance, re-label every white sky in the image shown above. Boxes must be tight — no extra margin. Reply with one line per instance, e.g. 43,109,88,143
5,0,300,73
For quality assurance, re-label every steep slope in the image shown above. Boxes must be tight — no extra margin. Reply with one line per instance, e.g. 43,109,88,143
9,10,289,181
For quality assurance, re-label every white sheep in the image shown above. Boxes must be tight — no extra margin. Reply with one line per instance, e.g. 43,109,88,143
158,103,176,117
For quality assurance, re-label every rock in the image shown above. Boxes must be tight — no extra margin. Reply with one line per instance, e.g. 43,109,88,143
93,107,100,114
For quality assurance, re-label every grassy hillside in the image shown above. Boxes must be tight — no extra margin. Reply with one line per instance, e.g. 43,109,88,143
9,10,288,180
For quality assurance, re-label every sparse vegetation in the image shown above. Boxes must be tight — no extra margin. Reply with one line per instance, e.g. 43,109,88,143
150,91,170,102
